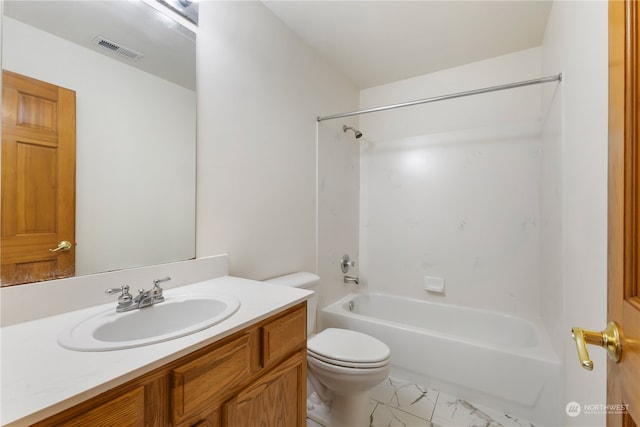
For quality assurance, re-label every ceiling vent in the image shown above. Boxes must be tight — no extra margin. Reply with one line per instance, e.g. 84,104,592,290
92,36,144,61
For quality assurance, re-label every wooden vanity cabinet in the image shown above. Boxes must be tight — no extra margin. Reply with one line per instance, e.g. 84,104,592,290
31,303,307,427
172,304,307,427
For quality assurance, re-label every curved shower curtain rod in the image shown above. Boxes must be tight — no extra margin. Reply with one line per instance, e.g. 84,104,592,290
316,73,562,122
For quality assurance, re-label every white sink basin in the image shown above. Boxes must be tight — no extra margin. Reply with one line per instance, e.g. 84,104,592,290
58,294,240,351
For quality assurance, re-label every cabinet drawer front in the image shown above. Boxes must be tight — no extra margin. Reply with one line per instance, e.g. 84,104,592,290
170,331,258,425
56,386,145,427
262,304,306,366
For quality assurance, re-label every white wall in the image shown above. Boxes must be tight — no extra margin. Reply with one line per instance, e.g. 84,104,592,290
541,2,609,426
195,1,358,280
358,48,545,318
3,17,196,276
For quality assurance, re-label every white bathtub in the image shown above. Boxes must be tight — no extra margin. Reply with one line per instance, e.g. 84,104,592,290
322,292,561,426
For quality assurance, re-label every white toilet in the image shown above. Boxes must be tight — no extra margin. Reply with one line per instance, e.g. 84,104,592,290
266,272,391,427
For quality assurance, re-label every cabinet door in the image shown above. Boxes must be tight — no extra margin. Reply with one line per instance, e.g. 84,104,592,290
171,331,259,426
223,350,306,427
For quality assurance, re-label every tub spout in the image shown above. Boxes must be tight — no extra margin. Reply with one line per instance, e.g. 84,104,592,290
344,275,359,285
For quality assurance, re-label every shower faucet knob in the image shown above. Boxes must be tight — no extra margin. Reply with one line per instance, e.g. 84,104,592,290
340,254,355,273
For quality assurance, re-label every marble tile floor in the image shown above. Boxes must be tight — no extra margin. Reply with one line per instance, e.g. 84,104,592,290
307,376,539,427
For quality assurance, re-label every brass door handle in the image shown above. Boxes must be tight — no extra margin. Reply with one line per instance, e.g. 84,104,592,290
49,240,72,253
571,322,622,370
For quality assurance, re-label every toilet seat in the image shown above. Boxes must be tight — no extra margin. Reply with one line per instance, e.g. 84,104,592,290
308,350,390,369
307,328,391,369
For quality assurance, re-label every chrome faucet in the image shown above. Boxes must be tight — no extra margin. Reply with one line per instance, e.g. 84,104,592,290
151,276,170,303
106,277,171,312
343,275,359,285
105,285,134,312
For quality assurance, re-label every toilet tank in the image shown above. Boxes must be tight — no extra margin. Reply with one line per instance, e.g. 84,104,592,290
265,272,319,335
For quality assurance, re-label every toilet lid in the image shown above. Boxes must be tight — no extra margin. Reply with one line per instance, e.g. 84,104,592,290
307,328,390,366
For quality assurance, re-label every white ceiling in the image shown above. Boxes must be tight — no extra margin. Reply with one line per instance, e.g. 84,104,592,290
263,1,553,89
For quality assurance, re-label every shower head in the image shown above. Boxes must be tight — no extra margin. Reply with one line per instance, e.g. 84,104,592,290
343,125,363,139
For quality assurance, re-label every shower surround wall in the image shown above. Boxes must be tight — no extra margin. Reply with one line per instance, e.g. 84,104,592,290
317,121,361,316
359,48,545,318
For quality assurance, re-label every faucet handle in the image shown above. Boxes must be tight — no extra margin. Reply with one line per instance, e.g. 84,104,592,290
152,276,170,302
106,285,133,308
106,285,130,296
340,255,355,273
153,276,171,288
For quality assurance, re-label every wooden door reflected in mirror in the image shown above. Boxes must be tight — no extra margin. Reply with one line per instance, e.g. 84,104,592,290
1,70,76,285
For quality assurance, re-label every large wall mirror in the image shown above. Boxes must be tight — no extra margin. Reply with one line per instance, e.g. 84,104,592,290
1,1,197,286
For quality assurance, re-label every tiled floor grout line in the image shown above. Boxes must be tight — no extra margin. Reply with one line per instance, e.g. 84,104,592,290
369,401,379,427
429,389,440,422
371,397,433,424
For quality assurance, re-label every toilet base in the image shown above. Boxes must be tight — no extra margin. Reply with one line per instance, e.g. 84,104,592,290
306,390,371,427
307,392,331,426
331,391,370,427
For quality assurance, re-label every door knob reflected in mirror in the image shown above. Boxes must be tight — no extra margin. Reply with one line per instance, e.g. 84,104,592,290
571,322,622,371
49,241,72,253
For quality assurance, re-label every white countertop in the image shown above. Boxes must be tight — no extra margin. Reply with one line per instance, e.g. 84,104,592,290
0,276,312,426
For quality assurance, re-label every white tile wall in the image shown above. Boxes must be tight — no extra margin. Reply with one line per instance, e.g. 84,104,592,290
358,49,545,318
